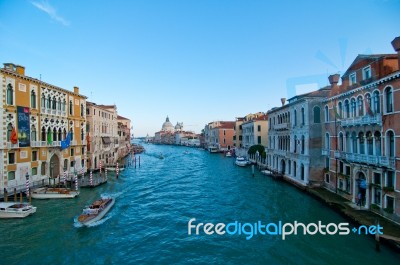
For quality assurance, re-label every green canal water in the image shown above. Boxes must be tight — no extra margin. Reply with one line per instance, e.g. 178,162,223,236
1,143,399,264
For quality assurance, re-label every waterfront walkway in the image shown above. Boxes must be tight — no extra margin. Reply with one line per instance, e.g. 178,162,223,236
306,187,400,249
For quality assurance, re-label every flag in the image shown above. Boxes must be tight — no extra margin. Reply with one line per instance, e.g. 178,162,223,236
61,132,71,150
47,129,52,145
333,105,341,119
10,127,18,144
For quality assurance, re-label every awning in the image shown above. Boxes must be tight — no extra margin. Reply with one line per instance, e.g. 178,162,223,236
102,137,111,144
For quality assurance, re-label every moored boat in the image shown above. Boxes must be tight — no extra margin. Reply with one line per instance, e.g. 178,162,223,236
77,197,115,226
235,156,249,167
105,166,125,171
225,151,232,157
0,202,37,218
32,187,79,199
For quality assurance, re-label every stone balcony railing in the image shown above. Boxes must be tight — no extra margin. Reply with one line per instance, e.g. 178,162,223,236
6,142,19,149
274,123,289,130
336,151,395,169
340,113,382,127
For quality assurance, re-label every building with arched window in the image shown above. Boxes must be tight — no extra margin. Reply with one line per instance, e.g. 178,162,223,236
321,36,400,221
0,63,87,195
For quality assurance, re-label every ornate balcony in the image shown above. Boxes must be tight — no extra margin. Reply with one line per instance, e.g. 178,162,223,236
340,114,382,127
6,142,19,149
340,152,394,169
274,123,289,130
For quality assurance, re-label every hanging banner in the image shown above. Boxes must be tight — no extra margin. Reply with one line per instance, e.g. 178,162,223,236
17,106,30,147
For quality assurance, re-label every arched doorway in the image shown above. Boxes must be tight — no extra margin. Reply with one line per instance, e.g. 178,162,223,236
49,154,60,178
280,159,286,175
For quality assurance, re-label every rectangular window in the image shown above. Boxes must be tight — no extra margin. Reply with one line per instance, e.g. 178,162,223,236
325,174,330,183
8,153,15,164
32,151,38,161
32,167,38,176
345,166,351,176
339,161,343,174
70,148,74,156
346,179,351,192
257,136,261,144
363,66,371,80
257,125,261,132
8,171,15,180
386,171,394,187
373,172,381,185
374,188,381,206
239,135,242,141
339,179,344,190
349,73,356,85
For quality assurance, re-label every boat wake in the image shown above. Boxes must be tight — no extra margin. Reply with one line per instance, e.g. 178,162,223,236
85,212,114,227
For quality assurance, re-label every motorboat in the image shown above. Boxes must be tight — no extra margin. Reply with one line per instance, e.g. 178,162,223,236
235,156,249,167
105,166,125,171
31,187,79,199
208,147,219,153
77,197,115,226
225,151,232,157
0,202,37,218
261,170,273,176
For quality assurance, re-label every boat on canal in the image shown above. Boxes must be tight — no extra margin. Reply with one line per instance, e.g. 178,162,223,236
0,202,37,218
31,187,79,199
77,197,115,226
235,156,249,167
105,166,125,172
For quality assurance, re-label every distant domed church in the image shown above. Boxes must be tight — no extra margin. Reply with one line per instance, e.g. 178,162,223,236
161,116,175,132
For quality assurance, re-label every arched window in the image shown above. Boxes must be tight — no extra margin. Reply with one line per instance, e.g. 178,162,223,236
69,100,73,115
57,99,61,111
338,102,343,119
325,133,330,150
294,135,297,153
7,123,13,141
301,135,305,154
373,90,380,114
351,132,357,153
47,95,51,109
346,132,351,152
41,127,46,141
31,125,37,141
63,128,67,139
351,98,356,117
53,127,57,141
41,94,46,108
58,128,62,141
52,97,57,110
81,128,84,141
366,131,373,155
62,99,66,112
365,93,371,115
357,96,364,116
359,132,365,154
6,84,13,105
301,107,305,125
300,164,305,180
374,131,381,156
387,131,395,157
70,129,74,141
339,132,344,151
80,104,84,117
293,110,297,126
344,99,350,118
31,90,36,109
324,105,329,122
385,87,393,113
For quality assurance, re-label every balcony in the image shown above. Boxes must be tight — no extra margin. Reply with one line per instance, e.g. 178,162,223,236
6,142,19,149
51,109,57,115
340,114,382,127
275,149,287,156
341,152,395,168
274,123,289,130
322,149,328,156
31,141,41,147
334,150,341,158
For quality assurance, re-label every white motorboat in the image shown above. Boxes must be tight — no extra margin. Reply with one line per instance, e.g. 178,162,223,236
105,166,125,171
225,151,232,157
235,156,249,167
261,170,273,176
32,187,79,199
209,147,219,153
0,202,37,218
77,197,115,226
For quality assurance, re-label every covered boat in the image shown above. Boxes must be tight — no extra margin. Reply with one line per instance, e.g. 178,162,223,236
77,197,115,226
32,187,79,199
0,202,37,218
235,156,249,167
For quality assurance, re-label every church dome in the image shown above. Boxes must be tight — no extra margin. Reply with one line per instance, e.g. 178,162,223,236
162,116,174,132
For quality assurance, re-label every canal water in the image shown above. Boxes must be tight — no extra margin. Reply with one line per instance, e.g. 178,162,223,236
1,143,399,264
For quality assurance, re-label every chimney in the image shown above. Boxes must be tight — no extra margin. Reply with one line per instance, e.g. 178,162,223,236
328,74,340,91
74,86,79,94
391,36,400,69
16,65,25,75
280,98,286,106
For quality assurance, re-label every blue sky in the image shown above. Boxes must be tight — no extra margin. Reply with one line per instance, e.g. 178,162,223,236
1,0,399,136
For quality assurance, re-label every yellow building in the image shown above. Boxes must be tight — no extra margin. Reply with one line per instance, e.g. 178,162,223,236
1,63,87,195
